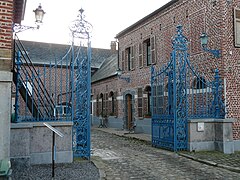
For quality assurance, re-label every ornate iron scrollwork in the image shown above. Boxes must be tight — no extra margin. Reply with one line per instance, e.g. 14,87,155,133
70,8,92,159
70,8,93,39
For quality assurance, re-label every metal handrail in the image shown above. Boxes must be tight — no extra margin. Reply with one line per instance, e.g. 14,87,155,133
14,35,55,119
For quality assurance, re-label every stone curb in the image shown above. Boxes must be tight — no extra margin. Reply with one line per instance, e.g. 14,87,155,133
178,153,240,173
217,164,240,173
91,156,107,180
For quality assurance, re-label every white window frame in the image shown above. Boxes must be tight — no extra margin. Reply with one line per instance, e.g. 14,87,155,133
234,7,240,47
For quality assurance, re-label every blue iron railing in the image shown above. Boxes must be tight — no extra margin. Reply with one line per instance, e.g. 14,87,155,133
13,34,73,122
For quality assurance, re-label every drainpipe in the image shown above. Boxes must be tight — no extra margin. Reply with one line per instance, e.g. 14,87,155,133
117,39,120,70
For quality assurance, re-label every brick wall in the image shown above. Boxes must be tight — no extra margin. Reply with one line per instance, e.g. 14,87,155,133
0,0,13,71
94,0,240,139
221,0,240,140
92,76,120,117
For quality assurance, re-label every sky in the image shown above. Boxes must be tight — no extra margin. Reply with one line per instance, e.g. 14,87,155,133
18,0,171,49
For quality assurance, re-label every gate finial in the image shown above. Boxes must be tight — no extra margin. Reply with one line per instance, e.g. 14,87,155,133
172,24,188,51
176,24,183,35
70,8,93,39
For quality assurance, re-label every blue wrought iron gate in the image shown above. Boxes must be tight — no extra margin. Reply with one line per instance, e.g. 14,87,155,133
14,9,92,159
151,25,225,151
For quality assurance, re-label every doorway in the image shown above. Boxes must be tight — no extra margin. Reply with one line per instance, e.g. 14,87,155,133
125,94,133,130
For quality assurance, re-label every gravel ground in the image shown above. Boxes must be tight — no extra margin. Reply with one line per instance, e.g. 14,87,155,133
11,160,99,180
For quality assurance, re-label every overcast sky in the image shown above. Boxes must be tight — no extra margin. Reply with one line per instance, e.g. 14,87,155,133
18,0,171,49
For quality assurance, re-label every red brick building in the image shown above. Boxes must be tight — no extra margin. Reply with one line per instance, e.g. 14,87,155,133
91,0,240,152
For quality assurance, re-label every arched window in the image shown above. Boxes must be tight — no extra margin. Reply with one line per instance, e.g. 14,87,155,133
109,91,115,115
100,93,103,116
144,86,152,116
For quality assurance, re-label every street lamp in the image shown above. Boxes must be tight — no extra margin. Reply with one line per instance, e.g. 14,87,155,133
200,32,221,58
116,68,130,83
14,4,46,33
33,4,45,25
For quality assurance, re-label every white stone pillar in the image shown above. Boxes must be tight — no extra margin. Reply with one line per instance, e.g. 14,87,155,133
0,71,12,160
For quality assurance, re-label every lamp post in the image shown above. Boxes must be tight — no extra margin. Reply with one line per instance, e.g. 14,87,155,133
13,4,46,33
200,32,221,58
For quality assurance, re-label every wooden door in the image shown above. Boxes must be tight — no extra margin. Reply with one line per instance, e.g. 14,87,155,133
126,94,132,130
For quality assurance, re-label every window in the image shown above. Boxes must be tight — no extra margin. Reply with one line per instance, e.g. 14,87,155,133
109,91,115,115
126,47,131,71
234,8,240,47
139,43,143,67
130,45,135,70
103,93,108,116
144,39,151,65
150,36,156,64
143,36,156,66
96,94,99,116
145,86,152,116
100,93,104,116
121,50,125,71
137,88,143,117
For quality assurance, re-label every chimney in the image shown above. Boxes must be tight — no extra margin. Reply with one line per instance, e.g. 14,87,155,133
110,41,117,52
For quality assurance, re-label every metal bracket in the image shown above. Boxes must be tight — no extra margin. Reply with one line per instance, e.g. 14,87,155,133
202,46,221,58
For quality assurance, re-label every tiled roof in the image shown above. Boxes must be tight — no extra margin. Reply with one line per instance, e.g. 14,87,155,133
20,40,115,68
91,54,118,83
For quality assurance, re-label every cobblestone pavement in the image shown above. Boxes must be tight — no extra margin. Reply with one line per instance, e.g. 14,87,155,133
91,129,240,180
179,151,240,173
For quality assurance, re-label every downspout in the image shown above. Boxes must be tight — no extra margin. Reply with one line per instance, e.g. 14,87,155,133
117,39,120,70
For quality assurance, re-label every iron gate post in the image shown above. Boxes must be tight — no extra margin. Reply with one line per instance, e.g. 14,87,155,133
214,69,220,118
14,51,21,123
172,25,189,151
70,8,93,159
172,51,177,152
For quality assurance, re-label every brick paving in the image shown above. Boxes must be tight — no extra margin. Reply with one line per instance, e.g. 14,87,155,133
92,128,240,179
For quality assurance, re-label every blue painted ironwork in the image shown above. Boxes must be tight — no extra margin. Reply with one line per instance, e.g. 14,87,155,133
212,69,225,118
14,51,22,123
151,25,225,152
13,34,74,122
70,8,92,159
14,25,92,157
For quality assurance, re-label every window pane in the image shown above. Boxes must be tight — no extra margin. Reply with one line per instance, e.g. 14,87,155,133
236,9,240,19
237,21,240,45
138,88,143,97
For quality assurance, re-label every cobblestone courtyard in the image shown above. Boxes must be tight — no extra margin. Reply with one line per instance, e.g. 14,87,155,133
12,128,240,179
91,129,240,180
